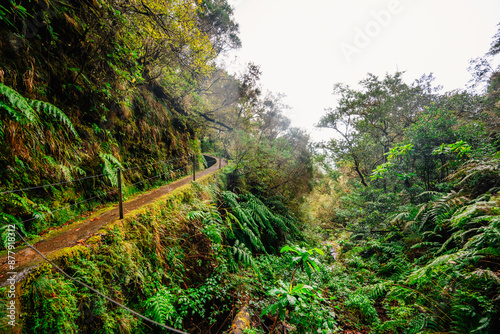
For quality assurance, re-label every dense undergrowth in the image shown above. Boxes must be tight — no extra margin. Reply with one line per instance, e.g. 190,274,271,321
305,66,500,332
0,171,312,333
325,161,500,333
0,0,235,239
1,1,500,333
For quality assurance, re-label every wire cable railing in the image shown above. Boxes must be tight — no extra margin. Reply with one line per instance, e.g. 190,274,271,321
0,172,111,196
121,156,186,173
11,228,189,334
126,166,188,188
9,188,119,228
1,153,221,225
1,153,224,333
0,155,196,196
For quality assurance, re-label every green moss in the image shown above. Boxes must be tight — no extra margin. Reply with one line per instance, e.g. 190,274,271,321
48,245,90,267
86,235,102,245
21,262,53,289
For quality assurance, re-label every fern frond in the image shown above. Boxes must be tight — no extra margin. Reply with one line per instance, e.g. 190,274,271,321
222,191,239,208
0,83,39,124
390,211,411,223
232,240,255,268
449,200,496,229
29,99,79,138
466,268,500,284
145,288,178,325
187,210,206,221
363,282,391,300
99,152,123,187
407,313,428,334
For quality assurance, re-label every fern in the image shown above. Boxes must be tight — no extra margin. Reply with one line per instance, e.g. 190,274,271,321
99,152,123,187
386,285,418,303
0,213,27,249
186,210,205,221
222,191,239,207
345,292,380,324
422,191,467,227
463,218,500,253
222,190,300,254
0,83,39,124
407,313,427,334
145,288,181,328
232,239,256,268
450,157,500,185
466,269,500,285
29,99,79,138
449,199,497,229
362,282,390,300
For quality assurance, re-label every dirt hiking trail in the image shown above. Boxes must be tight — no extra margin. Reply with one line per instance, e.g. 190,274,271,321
0,155,226,282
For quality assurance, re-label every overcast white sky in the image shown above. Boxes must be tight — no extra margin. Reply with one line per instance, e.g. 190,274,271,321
223,0,500,142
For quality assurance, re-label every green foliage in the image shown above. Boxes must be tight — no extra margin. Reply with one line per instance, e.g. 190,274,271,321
23,275,80,333
222,190,301,254
345,292,379,325
29,99,79,138
280,245,324,279
145,287,182,328
99,152,124,187
261,280,315,320
0,83,39,124
0,213,26,248
433,139,472,158
326,160,500,333
316,66,500,331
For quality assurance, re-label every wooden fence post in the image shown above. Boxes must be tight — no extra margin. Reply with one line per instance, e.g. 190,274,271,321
192,154,196,181
117,168,124,219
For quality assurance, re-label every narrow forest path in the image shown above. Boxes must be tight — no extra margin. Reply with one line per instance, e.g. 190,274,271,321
0,155,226,283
